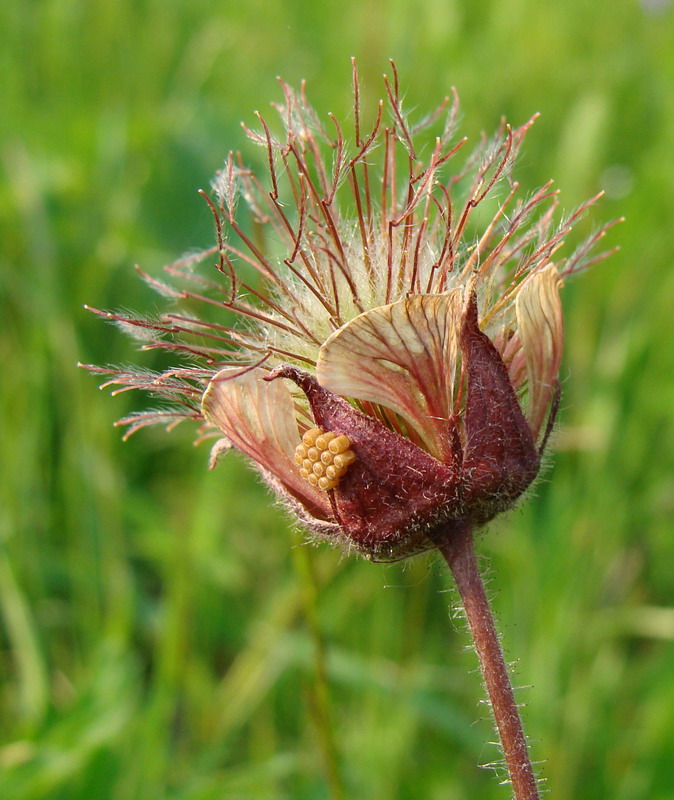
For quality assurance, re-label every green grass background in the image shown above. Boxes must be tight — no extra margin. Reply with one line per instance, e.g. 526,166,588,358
2,0,674,798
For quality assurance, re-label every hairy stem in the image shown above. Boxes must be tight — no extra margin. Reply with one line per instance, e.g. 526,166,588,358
439,526,540,800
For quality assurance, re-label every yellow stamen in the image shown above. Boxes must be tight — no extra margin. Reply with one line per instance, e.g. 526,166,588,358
334,451,356,470
302,428,322,447
294,428,356,492
328,435,351,454
315,432,336,451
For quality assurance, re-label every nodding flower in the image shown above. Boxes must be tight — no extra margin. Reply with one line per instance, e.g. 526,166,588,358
84,61,619,561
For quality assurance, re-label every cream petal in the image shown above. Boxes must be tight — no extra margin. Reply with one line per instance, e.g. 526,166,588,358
515,264,564,438
316,291,463,461
208,437,233,470
202,367,331,517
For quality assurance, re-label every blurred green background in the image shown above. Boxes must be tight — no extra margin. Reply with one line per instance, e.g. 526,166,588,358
2,0,674,798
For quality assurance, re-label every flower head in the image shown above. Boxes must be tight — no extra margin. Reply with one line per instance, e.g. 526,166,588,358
85,62,618,561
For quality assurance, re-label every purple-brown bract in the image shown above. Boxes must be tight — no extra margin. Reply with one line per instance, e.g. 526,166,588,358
84,62,617,561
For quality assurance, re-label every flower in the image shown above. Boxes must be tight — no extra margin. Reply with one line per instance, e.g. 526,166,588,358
84,62,618,561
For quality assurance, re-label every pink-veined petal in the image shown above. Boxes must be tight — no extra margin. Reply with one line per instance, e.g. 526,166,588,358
316,291,463,462
515,264,564,437
202,367,331,518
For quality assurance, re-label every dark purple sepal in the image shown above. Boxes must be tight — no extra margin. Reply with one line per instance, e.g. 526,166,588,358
265,365,463,561
459,293,540,523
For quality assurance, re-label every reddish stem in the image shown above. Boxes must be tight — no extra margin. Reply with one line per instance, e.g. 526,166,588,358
439,527,540,800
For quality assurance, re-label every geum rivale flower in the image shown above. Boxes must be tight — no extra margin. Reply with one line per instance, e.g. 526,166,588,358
84,64,617,561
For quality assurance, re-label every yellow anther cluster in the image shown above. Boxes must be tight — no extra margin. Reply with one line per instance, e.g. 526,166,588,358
294,427,356,491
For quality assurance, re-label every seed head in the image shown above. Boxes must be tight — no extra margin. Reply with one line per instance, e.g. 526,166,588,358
83,61,619,561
